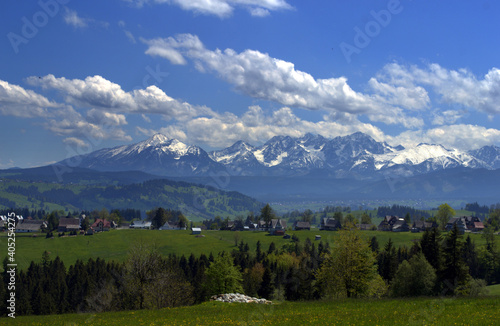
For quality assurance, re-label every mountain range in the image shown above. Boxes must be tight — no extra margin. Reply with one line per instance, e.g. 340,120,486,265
59,132,500,179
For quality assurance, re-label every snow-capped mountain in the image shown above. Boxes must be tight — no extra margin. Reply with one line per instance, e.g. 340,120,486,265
469,145,500,169
60,133,223,176
60,132,500,178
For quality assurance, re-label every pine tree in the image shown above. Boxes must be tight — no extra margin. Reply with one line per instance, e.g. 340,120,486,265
378,238,398,281
440,224,471,295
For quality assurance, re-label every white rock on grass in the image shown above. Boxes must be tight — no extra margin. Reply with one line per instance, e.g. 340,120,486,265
210,293,272,304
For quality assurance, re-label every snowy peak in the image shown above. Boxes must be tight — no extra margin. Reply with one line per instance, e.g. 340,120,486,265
209,140,257,165
374,143,481,171
469,145,500,169
60,132,500,178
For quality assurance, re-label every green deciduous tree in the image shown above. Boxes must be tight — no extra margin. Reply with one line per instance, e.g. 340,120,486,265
203,253,243,296
436,203,455,229
316,228,380,298
391,253,436,297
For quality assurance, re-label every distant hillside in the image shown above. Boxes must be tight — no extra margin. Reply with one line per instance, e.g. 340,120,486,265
0,169,263,220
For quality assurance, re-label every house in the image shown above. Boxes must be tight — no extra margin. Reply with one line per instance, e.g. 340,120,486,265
294,221,311,231
321,218,342,231
15,220,47,233
91,219,115,232
191,227,202,235
58,218,80,232
160,222,186,230
392,219,410,232
377,216,400,231
445,217,467,234
258,220,268,231
411,220,437,233
461,216,483,231
269,219,287,235
129,221,152,229
471,222,485,233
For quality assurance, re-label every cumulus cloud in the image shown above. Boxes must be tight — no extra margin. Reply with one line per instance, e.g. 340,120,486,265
143,34,423,128
0,80,60,118
86,109,128,126
377,63,500,115
137,105,389,148
0,79,131,146
123,0,292,17
27,74,213,121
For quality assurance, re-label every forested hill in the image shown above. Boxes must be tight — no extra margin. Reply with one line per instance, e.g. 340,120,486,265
0,172,263,220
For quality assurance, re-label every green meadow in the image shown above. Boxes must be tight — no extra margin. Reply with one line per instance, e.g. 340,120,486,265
7,296,500,325
1,229,496,271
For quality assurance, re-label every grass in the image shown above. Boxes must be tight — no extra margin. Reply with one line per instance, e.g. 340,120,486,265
487,284,500,296
6,296,500,325
1,229,497,271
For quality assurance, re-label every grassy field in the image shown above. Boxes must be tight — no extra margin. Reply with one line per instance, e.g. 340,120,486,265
7,296,500,325
487,284,500,296
1,229,497,271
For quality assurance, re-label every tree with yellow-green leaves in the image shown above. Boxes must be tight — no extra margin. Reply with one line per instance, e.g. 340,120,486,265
436,203,456,229
315,225,386,298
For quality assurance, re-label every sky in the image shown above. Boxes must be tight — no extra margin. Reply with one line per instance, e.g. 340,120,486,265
1,0,500,168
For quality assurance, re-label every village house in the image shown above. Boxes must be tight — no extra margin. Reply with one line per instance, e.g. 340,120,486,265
15,220,47,233
191,227,202,235
269,219,287,235
411,220,438,233
294,221,311,231
462,216,485,232
160,221,187,230
57,218,81,233
91,219,116,232
320,217,342,231
378,216,409,232
445,217,467,234
392,219,410,232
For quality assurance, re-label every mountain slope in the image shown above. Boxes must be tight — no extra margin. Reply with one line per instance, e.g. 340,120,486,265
0,173,263,220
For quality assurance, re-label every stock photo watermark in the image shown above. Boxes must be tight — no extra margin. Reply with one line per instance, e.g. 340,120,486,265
5,212,17,318
7,0,71,54
339,0,406,63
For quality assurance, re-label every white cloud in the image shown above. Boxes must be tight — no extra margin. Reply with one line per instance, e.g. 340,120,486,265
391,124,500,151
249,7,270,17
432,109,464,125
123,0,292,18
0,80,60,118
63,137,89,148
0,79,131,144
138,105,388,149
86,109,128,126
63,8,88,28
378,63,500,115
143,34,422,128
124,30,137,44
27,74,213,121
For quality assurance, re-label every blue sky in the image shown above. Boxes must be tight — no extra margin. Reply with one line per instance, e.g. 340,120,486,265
1,0,500,168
